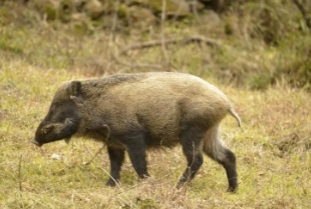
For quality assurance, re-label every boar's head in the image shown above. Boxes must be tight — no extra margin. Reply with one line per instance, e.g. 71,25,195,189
32,81,82,147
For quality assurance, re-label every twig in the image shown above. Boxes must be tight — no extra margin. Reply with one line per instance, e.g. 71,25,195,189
18,154,23,192
161,0,169,64
179,35,221,46
84,144,105,166
99,167,123,189
293,0,311,34
119,35,221,55
111,51,163,70
111,0,120,42
190,0,202,25
84,125,110,166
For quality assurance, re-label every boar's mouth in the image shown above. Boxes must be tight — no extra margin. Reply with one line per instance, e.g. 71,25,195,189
33,118,80,147
31,136,72,147
31,139,43,147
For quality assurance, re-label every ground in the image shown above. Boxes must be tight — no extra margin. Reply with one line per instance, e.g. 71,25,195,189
1,58,310,208
0,2,311,208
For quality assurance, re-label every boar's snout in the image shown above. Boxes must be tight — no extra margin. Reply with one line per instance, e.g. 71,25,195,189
33,118,80,146
31,139,42,147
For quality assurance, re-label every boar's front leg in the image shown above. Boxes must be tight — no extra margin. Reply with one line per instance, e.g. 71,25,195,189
106,147,125,187
123,133,150,179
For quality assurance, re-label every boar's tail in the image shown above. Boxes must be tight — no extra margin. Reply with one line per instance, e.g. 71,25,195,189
228,108,242,127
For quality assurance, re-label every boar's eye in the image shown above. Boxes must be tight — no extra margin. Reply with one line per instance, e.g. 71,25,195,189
41,124,54,135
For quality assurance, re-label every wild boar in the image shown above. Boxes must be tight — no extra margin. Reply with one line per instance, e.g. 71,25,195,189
32,72,241,192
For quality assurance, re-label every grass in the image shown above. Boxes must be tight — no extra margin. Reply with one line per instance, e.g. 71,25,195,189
1,63,311,209
1,2,311,208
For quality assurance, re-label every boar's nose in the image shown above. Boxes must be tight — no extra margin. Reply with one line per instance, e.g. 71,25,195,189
31,139,42,147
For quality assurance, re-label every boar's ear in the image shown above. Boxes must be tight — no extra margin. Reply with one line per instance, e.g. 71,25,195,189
68,81,82,97
70,95,84,106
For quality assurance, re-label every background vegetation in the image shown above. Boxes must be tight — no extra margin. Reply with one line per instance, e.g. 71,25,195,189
0,0,310,208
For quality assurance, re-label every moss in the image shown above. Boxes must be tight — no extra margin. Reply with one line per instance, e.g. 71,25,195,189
0,6,15,24
136,198,158,209
117,3,128,18
245,72,274,90
133,0,190,16
44,3,58,20
0,34,24,55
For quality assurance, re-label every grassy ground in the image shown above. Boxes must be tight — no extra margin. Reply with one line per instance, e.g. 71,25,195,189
1,4,311,209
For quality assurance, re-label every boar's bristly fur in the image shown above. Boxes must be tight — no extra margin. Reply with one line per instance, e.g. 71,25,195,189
32,72,241,192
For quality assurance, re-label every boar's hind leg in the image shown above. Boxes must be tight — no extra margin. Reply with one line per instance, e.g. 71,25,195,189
106,147,125,187
203,125,238,192
177,126,204,187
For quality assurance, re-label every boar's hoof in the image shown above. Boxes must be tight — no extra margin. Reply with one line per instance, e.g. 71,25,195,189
64,137,71,144
227,186,238,193
106,178,118,187
139,173,150,179
176,180,188,189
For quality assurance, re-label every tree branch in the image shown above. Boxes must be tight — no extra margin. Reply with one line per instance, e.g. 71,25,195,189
18,154,23,192
112,51,163,70
161,0,169,64
119,35,221,55
293,0,311,34
84,125,110,166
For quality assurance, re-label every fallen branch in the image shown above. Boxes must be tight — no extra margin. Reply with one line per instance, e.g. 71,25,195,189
160,0,169,64
18,154,23,192
119,35,221,55
84,125,110,166
293,0,311,34
111,52,163,70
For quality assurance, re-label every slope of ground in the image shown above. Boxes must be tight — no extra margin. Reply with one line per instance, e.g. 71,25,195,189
0,2,311,208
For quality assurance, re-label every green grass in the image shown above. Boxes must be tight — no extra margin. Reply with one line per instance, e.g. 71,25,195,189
1,2,311,208
1,52,311,209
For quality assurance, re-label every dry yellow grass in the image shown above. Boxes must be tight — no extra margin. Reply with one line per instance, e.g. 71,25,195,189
1,59,310,208
1,2,311,208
